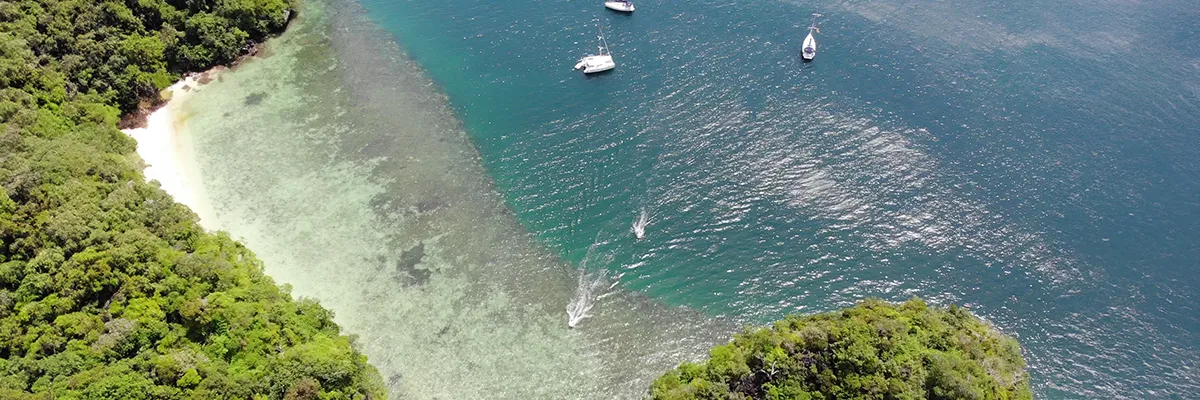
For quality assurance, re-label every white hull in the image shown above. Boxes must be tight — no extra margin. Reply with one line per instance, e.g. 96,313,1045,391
802,32,817,60
575,54,615,74
604,1,635,12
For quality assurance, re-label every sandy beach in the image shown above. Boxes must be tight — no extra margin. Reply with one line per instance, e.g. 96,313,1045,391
121,77,216,227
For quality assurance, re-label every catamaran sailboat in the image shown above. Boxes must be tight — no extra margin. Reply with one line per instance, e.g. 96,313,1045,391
604,0,635,12
802,13,821,61
575,27,616,74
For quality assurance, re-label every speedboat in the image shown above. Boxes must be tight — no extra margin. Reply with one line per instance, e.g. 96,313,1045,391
575,27,616,74
802,13,821,61
604,0,635,12
632,208,648,239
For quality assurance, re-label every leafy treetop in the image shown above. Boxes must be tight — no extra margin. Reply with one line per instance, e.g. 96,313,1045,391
0,0,387,398
651,298,1031,400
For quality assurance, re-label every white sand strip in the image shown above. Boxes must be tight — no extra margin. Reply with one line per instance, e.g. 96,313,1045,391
122,77,216,227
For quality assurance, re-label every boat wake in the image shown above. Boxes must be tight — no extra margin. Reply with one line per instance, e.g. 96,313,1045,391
566,269,617,328
566,240,620,328
631,207,649,239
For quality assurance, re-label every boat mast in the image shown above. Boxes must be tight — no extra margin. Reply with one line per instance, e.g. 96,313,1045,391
809,13,822,32
597,25,611,55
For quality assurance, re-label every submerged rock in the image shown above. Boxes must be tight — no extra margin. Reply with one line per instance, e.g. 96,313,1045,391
415,199,445,214
394,242,431,285
244,92,268,106
387,373,402,387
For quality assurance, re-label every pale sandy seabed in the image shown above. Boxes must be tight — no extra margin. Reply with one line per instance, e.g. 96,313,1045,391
123,0,736,398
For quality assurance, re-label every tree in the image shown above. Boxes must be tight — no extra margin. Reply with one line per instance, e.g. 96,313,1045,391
0,0,385,398
651,298,1031,400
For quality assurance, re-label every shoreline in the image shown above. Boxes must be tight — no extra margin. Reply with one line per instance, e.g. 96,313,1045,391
165,0,739,395
121,76,216,227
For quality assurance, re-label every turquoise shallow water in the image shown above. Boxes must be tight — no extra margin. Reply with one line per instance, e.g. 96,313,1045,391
353,0,1200,397
176,0,738,397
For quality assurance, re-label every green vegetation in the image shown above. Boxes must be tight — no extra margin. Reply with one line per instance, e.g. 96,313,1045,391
0,0,292,113
651,298,1031,400
0,0,386,398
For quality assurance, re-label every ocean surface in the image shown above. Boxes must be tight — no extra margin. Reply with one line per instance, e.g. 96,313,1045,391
175,0,1200,398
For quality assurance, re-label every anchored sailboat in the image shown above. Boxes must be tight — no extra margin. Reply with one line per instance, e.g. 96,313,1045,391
802,13,821,61
575,26,616,74
604,0,635,12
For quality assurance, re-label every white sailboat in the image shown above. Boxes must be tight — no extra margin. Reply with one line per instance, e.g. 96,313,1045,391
575,27,616,74
604,0,635,12
802,13,821,61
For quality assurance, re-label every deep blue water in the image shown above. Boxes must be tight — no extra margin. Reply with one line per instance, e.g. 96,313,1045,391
355,0,1200,397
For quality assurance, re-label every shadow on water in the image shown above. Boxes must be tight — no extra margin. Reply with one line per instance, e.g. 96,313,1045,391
582,69,617,79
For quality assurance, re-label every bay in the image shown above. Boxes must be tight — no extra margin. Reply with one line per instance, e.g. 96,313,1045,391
356,0,1200,397
179,0,1200,397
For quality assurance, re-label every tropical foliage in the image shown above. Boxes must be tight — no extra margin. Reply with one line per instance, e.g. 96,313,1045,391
651,298,1031,400
0,0,386,398
0,0,292,113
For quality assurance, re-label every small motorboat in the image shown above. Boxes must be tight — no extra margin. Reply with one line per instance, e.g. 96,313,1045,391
802,13,821,61
575,27,616,74
632,208,648,239
604,0,635,12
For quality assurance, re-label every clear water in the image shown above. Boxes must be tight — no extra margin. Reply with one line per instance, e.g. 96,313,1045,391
178,0,1200,397
352,0,1200,397
176,1,732,398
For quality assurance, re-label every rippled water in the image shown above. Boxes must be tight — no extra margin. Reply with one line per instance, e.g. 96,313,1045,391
353,0,1200,397
176,0,733,398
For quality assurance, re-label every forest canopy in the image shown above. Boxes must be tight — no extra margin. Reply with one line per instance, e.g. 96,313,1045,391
0,0,386,399
0,0,292,113
651,298,1031,400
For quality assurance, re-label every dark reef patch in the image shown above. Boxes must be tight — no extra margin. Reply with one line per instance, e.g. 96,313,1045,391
245,92,268,105
415,198,446,213
395,242,431,285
